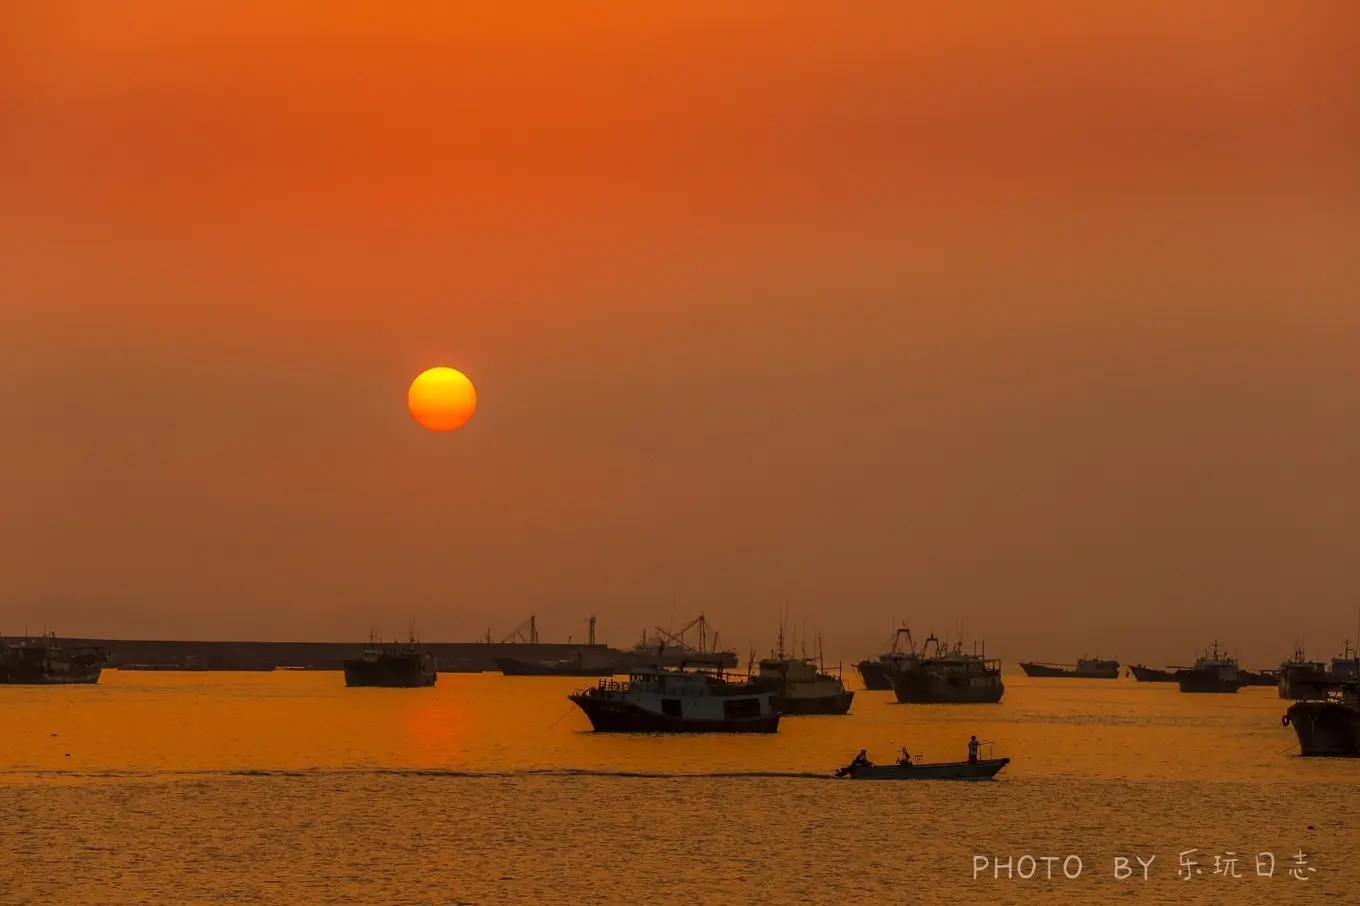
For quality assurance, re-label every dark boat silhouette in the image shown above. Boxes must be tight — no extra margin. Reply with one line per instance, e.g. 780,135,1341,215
835,757,1009,781
343,636,436,688
749,627,853,715
0,633,103,685
1020,657,1119,679
1176,642,1239,693
854,626,913,691
1128,664,1178,682
569,664,778,733
884,631,1004,704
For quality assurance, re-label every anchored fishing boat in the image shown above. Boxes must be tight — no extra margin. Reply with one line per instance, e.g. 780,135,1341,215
1176,641,1239,693
568,663,779,733
1020,657,1119,679
750,626,853,715
1128,664,1178,682
0,633,104,685
854,626,913,691
884,631,1004,704
343,635,436,688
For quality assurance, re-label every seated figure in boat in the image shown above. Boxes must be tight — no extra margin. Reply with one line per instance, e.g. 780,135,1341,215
896,746,911,766
851,749,871,768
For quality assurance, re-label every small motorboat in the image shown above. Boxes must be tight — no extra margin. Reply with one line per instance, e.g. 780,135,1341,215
834,757,1010,781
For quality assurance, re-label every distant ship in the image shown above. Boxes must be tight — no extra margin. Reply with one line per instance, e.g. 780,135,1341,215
568,664,779,733
885,631,1004,704
1020,657,1120,679
1330,641,1359,680
854,626,913,691
343,637,436,688
750,628,853,715
1176,642,1239,693
1128,664,1178,682
1277,645,1330,699
495,653,614,677
495,615,616,676
0,634,103,685
1235,669,1278,688
617,614,739,670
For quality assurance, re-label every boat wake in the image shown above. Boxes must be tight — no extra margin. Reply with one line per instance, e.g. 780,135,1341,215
0,767,832,781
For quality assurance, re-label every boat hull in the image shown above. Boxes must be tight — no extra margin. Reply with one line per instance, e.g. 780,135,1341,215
855,661,893,691
1128,664,1177,682
569,694,780,733
0,669,101,685
0,647,103,685
837,757,1010,780
774,690,854,716
1176,670,1238,693
343,660,436,688
889,671,1004,704
1019,662,1119,679
494,657,614,677
1285,701,1360,756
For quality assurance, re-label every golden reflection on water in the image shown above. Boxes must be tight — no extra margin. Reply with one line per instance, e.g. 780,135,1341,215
2,670,1355,905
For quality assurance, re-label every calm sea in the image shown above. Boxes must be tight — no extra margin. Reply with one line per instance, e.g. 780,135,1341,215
1,670,1354,905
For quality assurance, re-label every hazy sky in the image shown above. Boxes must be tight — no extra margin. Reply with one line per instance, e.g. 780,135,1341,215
4,2,1358,665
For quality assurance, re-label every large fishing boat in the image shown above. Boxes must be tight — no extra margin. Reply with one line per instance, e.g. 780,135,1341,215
1284,696,1360,756
343,637,436,688
1128,664,1178,682
885,631,1004,704
750,628,853,715
1175,642,1239,693
0,634,104,685
1277,645,1330,699
568,664,779,733
854,626,913,691
1330,641,1359,681
1019,657,1119,679
1281,639,1360,756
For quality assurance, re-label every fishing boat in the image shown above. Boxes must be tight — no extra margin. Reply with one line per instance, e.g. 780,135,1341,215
0,633,104,685
343,635,436,688
750,627,853,715
854,626,913,691
568,663,778,733
885,631,1004,704
1277,645,1330,699
1176,642,1239,693
1330,641,1359,681
1284,697,1360,756
1020,657,1119,679
835,757,1010,781
1128,664,1178,682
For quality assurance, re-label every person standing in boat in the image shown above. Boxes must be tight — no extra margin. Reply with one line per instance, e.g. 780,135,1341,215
967,735,979,763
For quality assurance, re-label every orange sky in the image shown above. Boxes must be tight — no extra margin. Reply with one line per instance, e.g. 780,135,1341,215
3,2,1358,663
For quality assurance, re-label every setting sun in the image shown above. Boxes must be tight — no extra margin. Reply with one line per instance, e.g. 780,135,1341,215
407,367,477,431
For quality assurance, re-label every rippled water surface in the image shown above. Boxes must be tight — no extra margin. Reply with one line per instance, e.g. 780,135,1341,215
2,670,1355,904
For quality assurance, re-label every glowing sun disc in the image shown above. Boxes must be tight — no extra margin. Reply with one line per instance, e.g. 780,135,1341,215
408,367,477,431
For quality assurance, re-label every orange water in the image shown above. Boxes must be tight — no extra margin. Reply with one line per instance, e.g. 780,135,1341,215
2,670,1354,905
